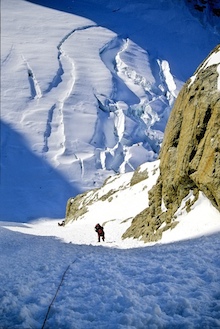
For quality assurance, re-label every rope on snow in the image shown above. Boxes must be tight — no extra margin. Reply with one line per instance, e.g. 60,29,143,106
41,259,77,329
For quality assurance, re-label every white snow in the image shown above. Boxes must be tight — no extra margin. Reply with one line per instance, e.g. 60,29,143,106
188,46,220,89
5,162,220,247
1,0,220,328
203,50,220,69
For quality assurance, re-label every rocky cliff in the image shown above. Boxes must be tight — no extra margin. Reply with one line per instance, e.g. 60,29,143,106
123,44,220,242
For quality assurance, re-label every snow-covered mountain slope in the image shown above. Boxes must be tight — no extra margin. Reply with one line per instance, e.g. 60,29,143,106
1,2,220,327
1,0,220,222
1,222,220,329
5,160,220,248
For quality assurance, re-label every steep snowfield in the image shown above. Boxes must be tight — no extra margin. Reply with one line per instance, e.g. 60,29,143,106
1,0,219,220
1,1,220,328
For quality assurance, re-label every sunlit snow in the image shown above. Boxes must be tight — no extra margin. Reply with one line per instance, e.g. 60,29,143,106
1,0,220,328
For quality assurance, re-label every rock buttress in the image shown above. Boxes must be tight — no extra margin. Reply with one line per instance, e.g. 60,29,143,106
123,45,220,242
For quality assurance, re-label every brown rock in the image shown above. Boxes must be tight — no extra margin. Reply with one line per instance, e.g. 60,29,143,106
123,45,220,242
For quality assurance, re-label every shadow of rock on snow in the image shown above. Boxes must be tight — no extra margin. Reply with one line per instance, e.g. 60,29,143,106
0,121,80,222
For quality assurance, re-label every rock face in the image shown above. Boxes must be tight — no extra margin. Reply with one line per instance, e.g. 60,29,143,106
123,45,220,242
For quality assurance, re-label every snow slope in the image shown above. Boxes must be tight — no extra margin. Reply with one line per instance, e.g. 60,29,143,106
1,0,219,220
1,221,220,328
5,160,220,247
1,1,220,328
2,161,220,328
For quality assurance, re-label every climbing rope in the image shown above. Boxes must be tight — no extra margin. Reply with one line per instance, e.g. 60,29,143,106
41,259,77,329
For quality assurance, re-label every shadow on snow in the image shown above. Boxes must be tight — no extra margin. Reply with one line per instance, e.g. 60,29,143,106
0,120,80,222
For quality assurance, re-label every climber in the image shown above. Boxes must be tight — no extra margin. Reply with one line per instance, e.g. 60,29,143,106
95,223,105,242
58,220,65,227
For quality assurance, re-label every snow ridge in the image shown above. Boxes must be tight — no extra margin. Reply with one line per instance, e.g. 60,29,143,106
22,56,42,99
46,24,97,94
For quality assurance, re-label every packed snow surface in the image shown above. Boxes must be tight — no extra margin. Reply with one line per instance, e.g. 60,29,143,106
1,0,220,328
1,161,220,328
1,216,220,328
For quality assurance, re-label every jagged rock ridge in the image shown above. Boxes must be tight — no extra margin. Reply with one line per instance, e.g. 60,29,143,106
123,44,220,242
